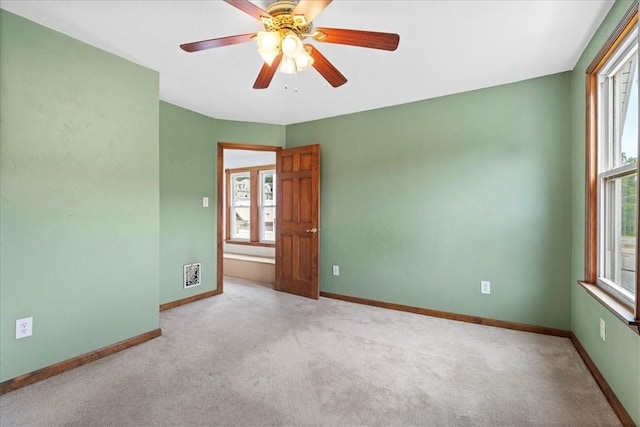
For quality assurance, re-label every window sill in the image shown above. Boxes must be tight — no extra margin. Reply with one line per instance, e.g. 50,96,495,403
578,281,639,335
225,240,275,248
223,253,275,264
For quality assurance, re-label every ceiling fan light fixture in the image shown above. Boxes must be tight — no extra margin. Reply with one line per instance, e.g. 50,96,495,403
181,0,399,89
295,49,314,71
256,31,280,51
256,31,281,65
257,49,280,66
281,33,304,58
279,56,298,74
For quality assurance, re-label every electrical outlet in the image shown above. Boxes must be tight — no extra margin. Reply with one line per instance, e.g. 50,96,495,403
15,317,33,339
600,318,606,341
481,281,491,294
202,197,209,208
332,265,339,276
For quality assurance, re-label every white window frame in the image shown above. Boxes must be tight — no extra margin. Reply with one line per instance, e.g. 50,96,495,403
596,25,639,307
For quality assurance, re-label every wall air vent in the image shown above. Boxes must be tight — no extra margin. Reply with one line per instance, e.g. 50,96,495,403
183,263,201,289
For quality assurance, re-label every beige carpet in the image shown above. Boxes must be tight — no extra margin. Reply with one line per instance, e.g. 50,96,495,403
0,277,621,426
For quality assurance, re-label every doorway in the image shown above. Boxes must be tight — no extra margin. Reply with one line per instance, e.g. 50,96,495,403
217,143,281,294
217,142,321,299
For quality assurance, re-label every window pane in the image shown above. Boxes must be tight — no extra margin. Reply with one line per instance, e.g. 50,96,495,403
232,173,250,207
260,170,275,242
603,173,637,297
613,56,638,167
231,207,250,240
262,171,275,206
261,206,276,242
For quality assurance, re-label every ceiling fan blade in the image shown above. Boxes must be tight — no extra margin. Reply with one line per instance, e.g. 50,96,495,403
180,33,255,52
223,0,272,21
313,28,400,51
306,45,347,88
253,53,283,89
292,0,332,24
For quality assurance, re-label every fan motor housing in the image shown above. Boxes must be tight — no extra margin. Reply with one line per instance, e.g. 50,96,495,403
262,1,311,35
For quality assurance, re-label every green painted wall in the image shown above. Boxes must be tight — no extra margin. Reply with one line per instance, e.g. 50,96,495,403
159,102,217,304
287,72,573,330
571,1,640,424
217,119,286,147
159,104,285,305
0,10,160,382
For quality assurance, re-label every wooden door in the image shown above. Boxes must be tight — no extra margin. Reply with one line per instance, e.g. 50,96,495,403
275,144,320,299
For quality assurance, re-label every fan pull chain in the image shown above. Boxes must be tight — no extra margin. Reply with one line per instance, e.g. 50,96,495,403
283,72,300,93
287,71,298,93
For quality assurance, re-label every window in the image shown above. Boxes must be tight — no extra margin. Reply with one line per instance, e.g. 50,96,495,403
585,6,640,324
260,169,276,242
598,31,638,304
229,171,251,240
225,165,276,245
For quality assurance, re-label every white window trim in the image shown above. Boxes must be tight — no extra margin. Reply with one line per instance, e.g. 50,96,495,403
595,25,639,308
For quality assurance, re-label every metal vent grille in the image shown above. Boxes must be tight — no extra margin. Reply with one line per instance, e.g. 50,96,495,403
183,263,201,289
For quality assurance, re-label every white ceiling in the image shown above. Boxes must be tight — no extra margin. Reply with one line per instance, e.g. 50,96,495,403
1,0,614,125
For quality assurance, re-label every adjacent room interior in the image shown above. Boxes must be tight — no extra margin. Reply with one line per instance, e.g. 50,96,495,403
222,147,277,285
1,0,639,425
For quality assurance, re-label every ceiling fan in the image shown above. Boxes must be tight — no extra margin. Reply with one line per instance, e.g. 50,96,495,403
180,0,400,89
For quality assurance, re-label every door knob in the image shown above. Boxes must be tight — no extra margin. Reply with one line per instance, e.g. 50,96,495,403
306,228,318,233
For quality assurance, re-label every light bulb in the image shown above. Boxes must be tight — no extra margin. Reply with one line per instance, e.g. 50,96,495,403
281,34,303,58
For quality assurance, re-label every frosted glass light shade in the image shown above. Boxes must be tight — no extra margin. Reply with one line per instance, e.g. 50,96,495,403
258,49,279,66
281,34,303,58
295,51,314,71
279,57,298,74
257,31,280,51
257,31,312,74
256,31,281,65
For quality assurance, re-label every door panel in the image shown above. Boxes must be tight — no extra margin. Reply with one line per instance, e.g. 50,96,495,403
282,178,294,221
282,155,294,172
281,234,293,277
275,144,320,299
300,177,312,222
299,235,311,280
300,152,313,170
